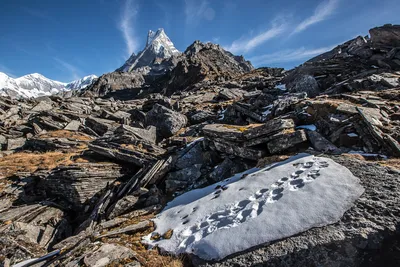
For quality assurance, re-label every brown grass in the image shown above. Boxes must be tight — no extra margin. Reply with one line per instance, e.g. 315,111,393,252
256,154,293,168
0,151,83,178
102,218,185,267
38,130,93,141
377,158,400,170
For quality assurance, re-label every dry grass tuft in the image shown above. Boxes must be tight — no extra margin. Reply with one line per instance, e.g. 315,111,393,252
38,130,93,141
256,154,292,168
0,151,84,178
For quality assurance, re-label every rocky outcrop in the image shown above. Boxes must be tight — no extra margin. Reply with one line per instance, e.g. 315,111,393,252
145,104,187,139
155,41,254,95
82,71,145,97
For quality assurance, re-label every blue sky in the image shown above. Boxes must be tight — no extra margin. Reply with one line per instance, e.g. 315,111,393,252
0,0,399,82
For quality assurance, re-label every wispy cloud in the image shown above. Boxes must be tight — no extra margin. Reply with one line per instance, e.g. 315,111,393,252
293,0,339,34
53,57,82,81
184,0,215,26
225,19,287,54
249,46,336,66
0,64,16,78
118,0,139,57
21,7,56,23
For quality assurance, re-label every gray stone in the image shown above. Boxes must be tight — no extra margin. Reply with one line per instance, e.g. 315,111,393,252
145,104,187,139
83,244,136,267
307,130,339,153
6,137,26,150
64,120,81,131
166,164,202,192
267,130,307,154
288,75,320,97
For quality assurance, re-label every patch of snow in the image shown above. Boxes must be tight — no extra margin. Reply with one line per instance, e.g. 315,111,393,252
144,154,364,260
296,124,317,131
275,84,286,91
371,65,379,69
261,104,273,116
217,108,226,120
347,133,358,137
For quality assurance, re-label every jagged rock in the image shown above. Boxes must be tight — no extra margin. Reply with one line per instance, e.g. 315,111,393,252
115,124,157,144
175,142,205,170
287,75,320,97
64,120,81,131
83,243,136,267
89,135,164,166
6,137,26,150
82,71,145,97
370,24,400,47
42,163,128,209
145,104,187,139
108,195,139,219
165,164,202,193
211,139,266,160
31,100,53,112
307,130,339,153
203,119,295,142
84,116,116,136
267,130,307,154
190,111,216,124
209,158,248,183
158,41,253,95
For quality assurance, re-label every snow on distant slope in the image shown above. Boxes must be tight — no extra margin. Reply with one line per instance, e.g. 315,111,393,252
144,153,364,260
0,72,97,99
65,75,98,90
118,28,181,73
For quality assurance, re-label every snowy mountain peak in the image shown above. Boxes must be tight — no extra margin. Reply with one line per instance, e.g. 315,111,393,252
0,72,97,99
66,74,98,90
118,28,181,73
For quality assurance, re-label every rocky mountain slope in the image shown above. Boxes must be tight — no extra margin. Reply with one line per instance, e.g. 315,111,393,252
0,72,97,99
0,24,400,267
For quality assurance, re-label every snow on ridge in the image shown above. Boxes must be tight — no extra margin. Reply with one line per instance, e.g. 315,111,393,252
0,72,97,99
145,153,364,260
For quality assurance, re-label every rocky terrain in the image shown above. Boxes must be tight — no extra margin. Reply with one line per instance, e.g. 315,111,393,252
0,24,399,267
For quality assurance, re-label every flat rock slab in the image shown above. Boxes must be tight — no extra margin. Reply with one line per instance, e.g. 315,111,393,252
145,154,364,260
203,119,294,142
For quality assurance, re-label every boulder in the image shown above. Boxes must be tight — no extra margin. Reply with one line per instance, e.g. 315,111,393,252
307,130,339,153
267,130,307,154
83,244,136,267
287,75,320,97
165,164,202,193
42,163,127,209
6,137,26,150
369,24,400,47
145,104,187,139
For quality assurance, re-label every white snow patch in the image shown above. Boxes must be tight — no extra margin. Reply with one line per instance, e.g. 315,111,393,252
296,124,317,131
217,108,226,120
261,104,273,116
275,84,286,91
347,133,358,137
144,154,364,260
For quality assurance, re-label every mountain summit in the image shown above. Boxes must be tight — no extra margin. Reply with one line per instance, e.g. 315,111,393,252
118,28,181,75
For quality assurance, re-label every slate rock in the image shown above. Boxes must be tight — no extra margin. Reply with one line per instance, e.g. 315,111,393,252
307,130,340,153
83,243,136,267
267,130,307,154
287,75,320,97
145,104,187,139
6,137,26,150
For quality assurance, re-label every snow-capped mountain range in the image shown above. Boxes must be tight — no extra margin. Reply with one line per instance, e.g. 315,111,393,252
0,72,97,99
118,28,181,74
